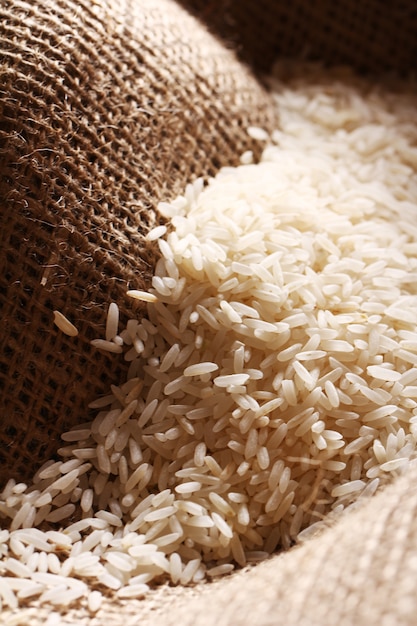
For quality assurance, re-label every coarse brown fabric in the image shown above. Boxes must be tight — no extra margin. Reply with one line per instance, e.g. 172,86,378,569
180,0,417,77
0,0,277,484
2,464,417,626
144,464,417,626
1,1,417,626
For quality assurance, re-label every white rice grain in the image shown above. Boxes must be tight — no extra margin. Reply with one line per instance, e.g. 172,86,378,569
206,563,234,577
87,590,103,613
127,290,158,303
247,126,269,141
211,513,233,539
214,374,250,388
105,302,119,342
184,362,219,377
53,310,79,337
331,480,366,498
90,339,123,354
146,224,168,241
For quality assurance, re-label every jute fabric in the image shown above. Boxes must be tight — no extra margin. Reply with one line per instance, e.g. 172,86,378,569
3,464,417,625
1,1,416,625
181,0,417,77
0,0,276,482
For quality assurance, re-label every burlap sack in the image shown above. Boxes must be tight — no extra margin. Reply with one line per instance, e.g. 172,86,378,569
0,0,277,483
1,1,417,626
181,0,417,77
5,464,417,626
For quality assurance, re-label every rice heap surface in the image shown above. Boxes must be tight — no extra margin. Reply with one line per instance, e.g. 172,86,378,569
1,64,417,612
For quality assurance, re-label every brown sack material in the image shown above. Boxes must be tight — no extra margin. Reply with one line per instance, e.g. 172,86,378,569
135,463,417,626
0,0,277,484
3,464,417,626
2,3,417,626
180,0,417,77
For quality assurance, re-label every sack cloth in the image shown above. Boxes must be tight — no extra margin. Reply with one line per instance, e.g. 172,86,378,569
6,463,417,626
1,1,417,626
0,0,276,483
180,0,417,77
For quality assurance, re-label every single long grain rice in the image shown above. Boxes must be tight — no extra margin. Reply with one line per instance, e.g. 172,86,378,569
53,311,79,337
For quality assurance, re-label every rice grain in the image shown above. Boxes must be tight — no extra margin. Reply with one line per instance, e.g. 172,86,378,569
53,311,79,337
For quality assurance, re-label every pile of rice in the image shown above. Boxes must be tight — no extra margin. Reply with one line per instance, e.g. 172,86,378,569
1,63,417,613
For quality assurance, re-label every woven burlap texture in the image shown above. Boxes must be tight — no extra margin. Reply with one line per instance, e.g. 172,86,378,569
181,0,417,77
3,464,417,626
0,0,276,483
1,1,417,625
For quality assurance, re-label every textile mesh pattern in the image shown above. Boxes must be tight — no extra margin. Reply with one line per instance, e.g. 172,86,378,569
1,2,417,625
0,0,276,482
181,0,417,77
